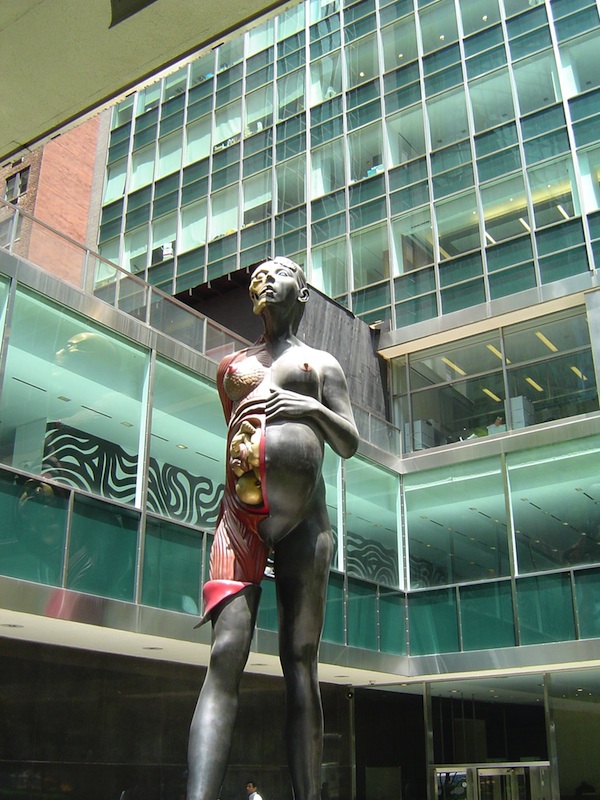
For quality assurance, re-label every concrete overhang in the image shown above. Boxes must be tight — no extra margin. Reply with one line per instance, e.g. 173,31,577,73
1,0,294,163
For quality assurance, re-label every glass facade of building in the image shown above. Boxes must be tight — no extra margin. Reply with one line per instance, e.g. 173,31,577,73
100,0,600,328
2,250,600,662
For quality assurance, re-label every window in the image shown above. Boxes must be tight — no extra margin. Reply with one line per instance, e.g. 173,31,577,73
4,167,30,202
394,307,598,453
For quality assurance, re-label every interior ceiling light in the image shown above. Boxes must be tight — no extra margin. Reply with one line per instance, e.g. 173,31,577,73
557,204,570,220
485,231,497,244
177,443,188,449
486,344,511,364
535,331,558,352
441,356,467,376
525,376,544,392
57,395,71,402
482,388,502,402
519,217,531,232
121,421,133,427
570,366,587,381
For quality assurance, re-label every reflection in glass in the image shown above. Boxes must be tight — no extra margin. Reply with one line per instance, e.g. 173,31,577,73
459,0,500,36
149,358,225,527
509,436,600,573
392,208,434,274
436,190,480,259
345,457,400,588
419,0,458,55
309,53,342,105
67,495,139,602
386,106,426,166
0,290,148,504
0,470,68,585
381,16,418,72
528,157,579,228
468,69,515,133
351,223,389,288
348,121,383,182
345,33,378,89
512,51,561,116
310,238,348,297
405,457,508,587
311,140,345,199
481,174,529,245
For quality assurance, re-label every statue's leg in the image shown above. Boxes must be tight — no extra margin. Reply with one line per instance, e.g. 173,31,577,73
187,584,261,800
275,514,333,800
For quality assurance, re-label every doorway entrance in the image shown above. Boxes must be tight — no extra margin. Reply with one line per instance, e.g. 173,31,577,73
436,763,552,800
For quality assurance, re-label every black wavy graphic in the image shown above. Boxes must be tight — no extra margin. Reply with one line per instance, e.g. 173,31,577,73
43,422,222,525
346,531,399,587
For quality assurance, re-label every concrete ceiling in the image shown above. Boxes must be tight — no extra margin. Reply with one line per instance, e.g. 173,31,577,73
0,0,292,163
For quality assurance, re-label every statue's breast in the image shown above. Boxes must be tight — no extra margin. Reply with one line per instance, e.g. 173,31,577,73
223,355,267,401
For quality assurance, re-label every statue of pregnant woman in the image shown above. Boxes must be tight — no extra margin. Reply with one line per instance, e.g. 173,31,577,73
187,257,359,800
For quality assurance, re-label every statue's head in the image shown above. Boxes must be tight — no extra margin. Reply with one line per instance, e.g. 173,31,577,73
249,257,309,332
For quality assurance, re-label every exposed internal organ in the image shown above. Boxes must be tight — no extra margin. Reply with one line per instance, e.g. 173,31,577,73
223,355,266,401
230,419,263,506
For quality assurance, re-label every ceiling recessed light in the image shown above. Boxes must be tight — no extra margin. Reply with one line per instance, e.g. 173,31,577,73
0,623,24,628
177,443,188,449
57,395,71,402
142,646,163,651
121,421,133,427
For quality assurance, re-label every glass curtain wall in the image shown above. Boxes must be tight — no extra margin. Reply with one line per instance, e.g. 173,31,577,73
99,0,600,324
394,306,598,453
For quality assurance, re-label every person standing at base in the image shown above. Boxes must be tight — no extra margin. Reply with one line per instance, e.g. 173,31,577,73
187,258,359,800
246,782,263,800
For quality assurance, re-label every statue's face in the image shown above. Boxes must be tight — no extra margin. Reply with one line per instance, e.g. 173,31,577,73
249,260,305,316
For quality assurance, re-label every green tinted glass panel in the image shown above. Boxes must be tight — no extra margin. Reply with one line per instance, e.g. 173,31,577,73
408,589,459,655
0,471,68,585
517,574,575,645
323,572,345,644
347,578,378,650
396,294,437,326
0,289,147,504
536,220,584,256
439,252,482,287
486,236,533,271
575,569,600,639
142,517,202,614
67,496,139,601
395,267,436,300
379,590,407,655
555,7,600,41
352,282,391,314
508,436,600,573
257,577,278,632
441,279,486,314
460,582,515,650
488,263,537,299
406,457,508,586
539,247,589,284
346,458,399,587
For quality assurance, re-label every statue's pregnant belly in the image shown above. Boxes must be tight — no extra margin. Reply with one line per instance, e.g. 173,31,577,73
263,420,324,518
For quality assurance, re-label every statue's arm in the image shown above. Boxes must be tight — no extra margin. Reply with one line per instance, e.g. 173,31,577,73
317,355,359,459
266,353,359,459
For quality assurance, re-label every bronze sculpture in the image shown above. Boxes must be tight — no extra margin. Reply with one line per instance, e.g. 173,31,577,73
187,258,358,800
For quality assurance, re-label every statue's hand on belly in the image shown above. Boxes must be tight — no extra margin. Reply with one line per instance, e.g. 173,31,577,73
266,387,320,424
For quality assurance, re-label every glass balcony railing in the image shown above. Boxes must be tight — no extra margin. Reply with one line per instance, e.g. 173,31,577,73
0,198,247,361
0,198,401,455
